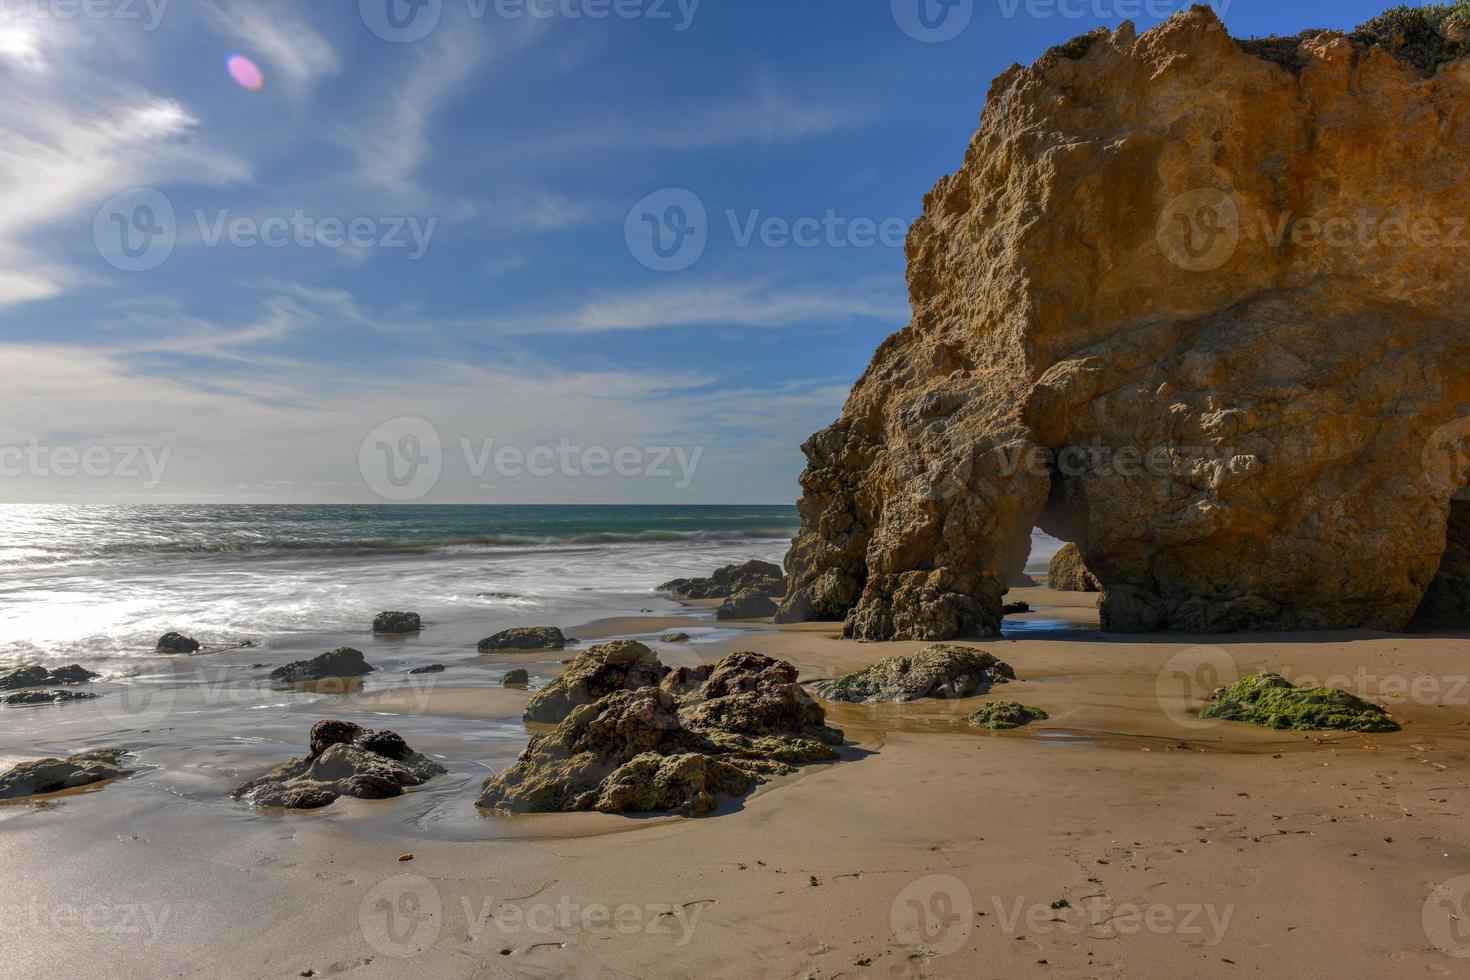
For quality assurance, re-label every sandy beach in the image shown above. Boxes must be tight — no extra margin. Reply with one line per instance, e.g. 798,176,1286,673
5,586,1469,979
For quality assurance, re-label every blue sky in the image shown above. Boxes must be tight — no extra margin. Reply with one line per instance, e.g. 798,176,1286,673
0,0,1405,503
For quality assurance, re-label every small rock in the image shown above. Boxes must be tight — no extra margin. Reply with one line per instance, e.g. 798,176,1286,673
408,664,446,675
813,645,1015,704
503,669,530,687
478,627,567,653
970,701,1049,730
373,611,422,635
1002,601,1031,615
659,631,692,643
156,632,201,654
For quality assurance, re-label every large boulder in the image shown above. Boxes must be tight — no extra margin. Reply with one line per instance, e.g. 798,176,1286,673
0,664,98,691
522,640,668,724
1048,544,1100,593
233,721,446,809
156,632,201,654
372,611,421,634
0,749,132,800
479,652,842,816
811,645,1015,704
268,648,375,684
776,8,1470,639
478,627,566,652
659,560,786,600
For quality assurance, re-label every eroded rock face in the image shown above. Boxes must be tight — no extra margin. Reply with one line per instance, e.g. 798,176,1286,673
233,721,446,809
1048,543,1100,593
0,749,131,801
779,9,1470,639
811,645,1015,704
479,652,842,815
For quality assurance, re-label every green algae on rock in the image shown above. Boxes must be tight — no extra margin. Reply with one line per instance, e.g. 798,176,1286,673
811,645,1015,704
1199,673,1400,733
970,701,1049,731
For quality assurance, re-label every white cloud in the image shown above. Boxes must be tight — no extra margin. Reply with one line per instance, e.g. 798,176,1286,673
500,279,908,333
0,16,248,308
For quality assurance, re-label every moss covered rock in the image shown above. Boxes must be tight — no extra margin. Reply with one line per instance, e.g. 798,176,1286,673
1199,672,1399,732
970,701,1049,730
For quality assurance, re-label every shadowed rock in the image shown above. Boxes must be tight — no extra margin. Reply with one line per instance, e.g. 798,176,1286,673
777,8,1470,639
522,640,668,724
1048,544,1100,593
716,589,778,620
479,651,842,816
156,632,201,654
0,749,132,801
503,668,530,687
0,664,98,691
233,721,446,809
478,627,567,652
268,648,375,684
811,645,1015,704
373,611,421,634
659,561,786,601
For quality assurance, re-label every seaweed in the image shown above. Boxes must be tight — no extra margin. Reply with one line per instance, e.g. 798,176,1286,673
969,701,1049,731
1199,672,1399,733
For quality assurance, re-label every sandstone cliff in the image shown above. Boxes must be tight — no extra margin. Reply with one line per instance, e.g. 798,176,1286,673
779,6,1470,639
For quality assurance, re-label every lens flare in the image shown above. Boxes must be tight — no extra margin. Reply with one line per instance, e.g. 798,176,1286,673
226,54,264,91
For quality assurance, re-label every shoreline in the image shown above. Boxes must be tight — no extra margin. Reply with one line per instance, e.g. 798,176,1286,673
3,583,1469,977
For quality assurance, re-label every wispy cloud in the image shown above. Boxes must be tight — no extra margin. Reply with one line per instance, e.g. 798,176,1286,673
498,278,908,333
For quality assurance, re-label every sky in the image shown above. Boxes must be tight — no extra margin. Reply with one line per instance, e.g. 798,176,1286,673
0,0,1406,504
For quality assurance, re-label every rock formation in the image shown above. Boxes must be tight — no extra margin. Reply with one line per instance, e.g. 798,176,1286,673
478,626,567,652
268,647,375,683
1048,543,1100,593
522,640,667,724
660,560,786,600
478,652,842,815
0,664,98,690
372,611,421,634
811,645,1015,704
778,7,1470,639
233,721,446,809
156,632,200,654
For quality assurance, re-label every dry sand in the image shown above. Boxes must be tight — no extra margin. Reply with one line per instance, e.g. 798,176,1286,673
4,588,1470,978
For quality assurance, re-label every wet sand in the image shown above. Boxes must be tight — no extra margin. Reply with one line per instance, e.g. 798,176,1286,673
4,588,1470,978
